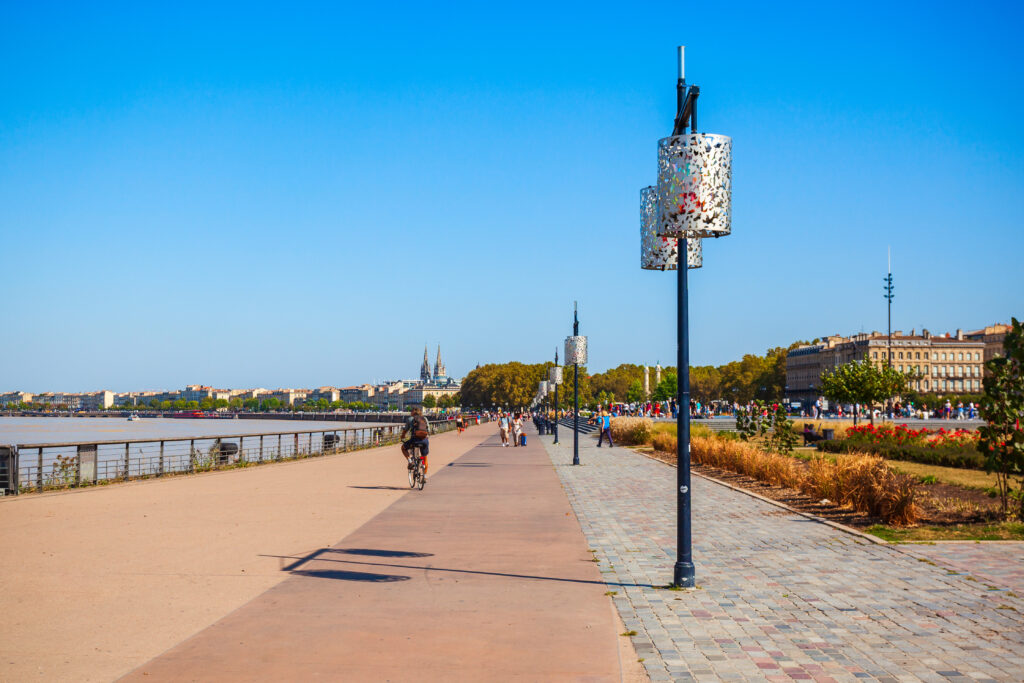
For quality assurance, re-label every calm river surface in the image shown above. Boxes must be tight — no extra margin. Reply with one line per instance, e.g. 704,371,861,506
0,416,389,445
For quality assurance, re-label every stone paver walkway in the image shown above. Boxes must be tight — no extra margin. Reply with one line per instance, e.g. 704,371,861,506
900,543,1024,595
542,433,1024,682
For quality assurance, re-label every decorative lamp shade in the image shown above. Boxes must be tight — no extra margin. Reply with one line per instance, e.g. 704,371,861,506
564,336,588,365
641,186,702,270
548,366,563,384
538,381,548,396
657,134,732,238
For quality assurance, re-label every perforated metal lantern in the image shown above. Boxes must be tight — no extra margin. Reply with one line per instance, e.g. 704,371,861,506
549,366,563,385
564,336,588,365
657,134,732,238
641,186,702,270
538,381,548,397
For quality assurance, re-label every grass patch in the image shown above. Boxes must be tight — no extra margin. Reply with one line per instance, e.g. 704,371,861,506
865,522,1024,542
604,590,618,596
621,630,638,637
885,460,1001,492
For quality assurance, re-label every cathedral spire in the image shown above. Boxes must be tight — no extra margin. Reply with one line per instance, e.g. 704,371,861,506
434,344,446,381
420,344,432,383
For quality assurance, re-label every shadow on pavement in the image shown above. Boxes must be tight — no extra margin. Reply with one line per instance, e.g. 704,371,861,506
348,485,409,490
262,551,654,589
292,569,411,582
333,548,434,558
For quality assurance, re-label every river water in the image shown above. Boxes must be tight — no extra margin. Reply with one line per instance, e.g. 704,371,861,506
0,416,389,446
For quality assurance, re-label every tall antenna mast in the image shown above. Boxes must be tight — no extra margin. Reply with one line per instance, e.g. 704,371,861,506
884,247,894,368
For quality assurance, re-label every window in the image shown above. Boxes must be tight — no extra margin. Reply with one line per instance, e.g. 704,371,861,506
958,352,963,361
915,352,921,360
923,380,929,390
898,365,904,372
975,352,981,361
872,351,878,359
941,352,947,361
898,352,904,359
973,366,979,377
974,379,980,390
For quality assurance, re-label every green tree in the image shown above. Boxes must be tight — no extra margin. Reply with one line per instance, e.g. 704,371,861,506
214,398,229,410
422,394,437,409
228,397,243,411
186,400,200,410
173,399,187,410
625,380,645,403
652,371,677,401
819,358,908,425
159,400,172,411
199,397,214,411
977,317,1024,520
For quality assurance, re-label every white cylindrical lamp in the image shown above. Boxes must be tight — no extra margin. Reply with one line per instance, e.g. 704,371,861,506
657,134,732,238
641,186,702,270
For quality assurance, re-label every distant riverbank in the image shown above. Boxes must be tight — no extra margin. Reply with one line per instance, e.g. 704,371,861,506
0,416,393,446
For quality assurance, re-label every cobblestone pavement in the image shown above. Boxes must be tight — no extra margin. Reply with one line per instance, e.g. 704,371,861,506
542,434,1024,682
900,543,1024,595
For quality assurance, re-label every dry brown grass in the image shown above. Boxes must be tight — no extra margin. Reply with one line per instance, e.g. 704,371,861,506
651,432,677,454
610,418,653,445
690,436,919,526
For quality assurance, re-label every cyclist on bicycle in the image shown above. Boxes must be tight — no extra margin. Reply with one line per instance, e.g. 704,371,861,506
401,406,430,473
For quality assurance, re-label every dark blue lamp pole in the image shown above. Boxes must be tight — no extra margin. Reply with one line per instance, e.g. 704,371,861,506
642,46,732,588
572,305,580,466
553,348,560,444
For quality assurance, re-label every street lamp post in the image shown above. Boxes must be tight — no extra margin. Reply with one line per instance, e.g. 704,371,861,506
565,303,588,466
552,349,560,444
641,46,732,589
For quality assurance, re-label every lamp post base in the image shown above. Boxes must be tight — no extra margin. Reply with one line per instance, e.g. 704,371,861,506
673,561,695,588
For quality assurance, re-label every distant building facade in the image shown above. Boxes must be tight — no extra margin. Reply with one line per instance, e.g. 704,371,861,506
786,327,995,405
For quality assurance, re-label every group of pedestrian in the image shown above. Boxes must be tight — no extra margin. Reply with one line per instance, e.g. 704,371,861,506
497,412,524,447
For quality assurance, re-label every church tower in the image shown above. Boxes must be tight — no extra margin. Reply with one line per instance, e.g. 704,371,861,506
420,344,432,383
433,345,447,382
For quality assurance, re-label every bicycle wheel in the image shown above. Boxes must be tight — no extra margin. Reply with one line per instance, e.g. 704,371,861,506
408,448,418,488
416,461,426,490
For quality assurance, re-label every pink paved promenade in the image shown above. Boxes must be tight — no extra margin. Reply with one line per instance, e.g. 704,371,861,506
1,424,639,681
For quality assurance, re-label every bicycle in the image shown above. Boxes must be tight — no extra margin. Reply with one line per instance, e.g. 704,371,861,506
407,445,426,490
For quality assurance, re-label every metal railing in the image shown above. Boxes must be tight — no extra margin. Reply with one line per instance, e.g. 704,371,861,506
2,418,470,495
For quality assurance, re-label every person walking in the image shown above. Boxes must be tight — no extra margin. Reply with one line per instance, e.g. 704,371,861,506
498,413,510,446
596,409,614,448
511,414,522,447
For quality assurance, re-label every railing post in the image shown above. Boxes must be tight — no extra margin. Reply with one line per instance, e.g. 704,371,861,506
278,434,282,460
259,435,264,462
239,436,244,464
189,439,195,473
75,448,81,487
124,442,130,480
37,447,43,490
159,441,165,476
294,433,299,457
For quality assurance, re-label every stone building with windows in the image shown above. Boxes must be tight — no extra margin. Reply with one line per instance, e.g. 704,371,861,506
786,328,992,405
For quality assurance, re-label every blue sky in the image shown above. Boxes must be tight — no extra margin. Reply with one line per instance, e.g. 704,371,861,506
1,0,1021,392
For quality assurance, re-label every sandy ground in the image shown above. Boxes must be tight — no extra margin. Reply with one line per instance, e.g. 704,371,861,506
0,424,490,682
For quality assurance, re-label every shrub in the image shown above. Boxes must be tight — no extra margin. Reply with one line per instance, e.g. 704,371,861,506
820,439,986,469
610,417,653,445
652,432,677,454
